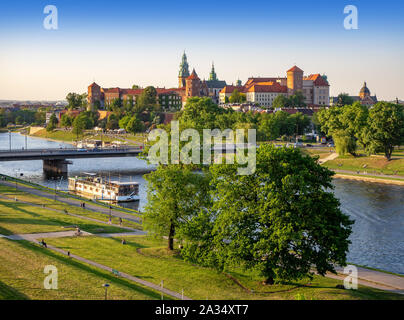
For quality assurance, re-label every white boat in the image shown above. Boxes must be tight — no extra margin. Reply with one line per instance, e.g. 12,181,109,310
68,176,139,202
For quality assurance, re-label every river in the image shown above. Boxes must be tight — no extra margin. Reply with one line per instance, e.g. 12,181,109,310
0,132,403,275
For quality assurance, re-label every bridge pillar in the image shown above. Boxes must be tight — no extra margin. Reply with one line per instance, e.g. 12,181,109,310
43,159,70,179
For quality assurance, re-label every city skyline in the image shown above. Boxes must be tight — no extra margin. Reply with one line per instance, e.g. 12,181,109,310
0,0,403,101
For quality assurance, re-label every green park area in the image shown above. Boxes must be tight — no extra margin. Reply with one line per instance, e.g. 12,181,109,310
29,128,144,146
0,238,160,300
0,184,140,235
0,181,403,300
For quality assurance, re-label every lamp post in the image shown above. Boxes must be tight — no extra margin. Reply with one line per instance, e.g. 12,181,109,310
9,130,11,151
103,283,110,300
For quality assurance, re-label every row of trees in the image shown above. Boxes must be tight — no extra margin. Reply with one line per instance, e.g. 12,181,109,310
144,99,353,283
0,109,46,128
62,86,162,135
316,102,404,160
179,97,311,142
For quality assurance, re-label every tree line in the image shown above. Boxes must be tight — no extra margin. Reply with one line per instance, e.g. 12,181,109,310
315,101,404,160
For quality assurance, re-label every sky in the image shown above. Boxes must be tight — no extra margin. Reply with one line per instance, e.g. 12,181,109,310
0,0,403,101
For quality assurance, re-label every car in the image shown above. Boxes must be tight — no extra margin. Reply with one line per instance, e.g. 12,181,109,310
327,143,335,147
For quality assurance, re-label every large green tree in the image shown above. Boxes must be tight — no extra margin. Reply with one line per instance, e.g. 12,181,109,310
336,93,355,107
144,165,210,250
136,86,159,113
229,89,246,103
66,93,85,110
183,145,353,284
363,102,404,160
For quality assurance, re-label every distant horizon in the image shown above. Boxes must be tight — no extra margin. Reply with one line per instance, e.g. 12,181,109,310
0,0,403,101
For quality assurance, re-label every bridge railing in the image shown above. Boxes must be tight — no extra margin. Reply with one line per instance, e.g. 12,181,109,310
0,146,144,154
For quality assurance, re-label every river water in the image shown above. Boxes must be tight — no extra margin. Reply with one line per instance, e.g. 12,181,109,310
0,132,403,275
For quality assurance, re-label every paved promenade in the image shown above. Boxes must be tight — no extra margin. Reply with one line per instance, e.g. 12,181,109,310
0,180,142,224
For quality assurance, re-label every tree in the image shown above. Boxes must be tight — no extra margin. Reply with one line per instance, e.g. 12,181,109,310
126,115,144,134
60,114,72,128
258,113,280,141
132,84,141,89
46,113,58,132
186,145,353,284
336,93,354,107
272,95,289,109
66,93,84,110
119,115,131,130
136,86,158,112
106,114,119,130
72,114,86,138
144,165,210,250
289,112,311,137
364,102,404,160
288,90,306,108
229,89,246,103
316,102,370,156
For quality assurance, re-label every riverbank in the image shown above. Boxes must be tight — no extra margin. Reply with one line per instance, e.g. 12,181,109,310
334,173,404,186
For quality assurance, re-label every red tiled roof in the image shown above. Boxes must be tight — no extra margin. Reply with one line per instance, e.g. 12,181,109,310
187,69,199,80
88,82,100,88
245,77,285,86
247,83,287,93
220,85,245,94
287,65,304,73
304,74,329,86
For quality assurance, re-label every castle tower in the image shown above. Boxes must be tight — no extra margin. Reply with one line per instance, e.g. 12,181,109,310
359,82,371,99
287,65,304,95
178,51,190,88
185,69,201,99
88,82,101,108
209,62,218,81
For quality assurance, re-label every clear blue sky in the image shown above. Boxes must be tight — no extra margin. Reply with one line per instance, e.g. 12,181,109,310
0,0,403,100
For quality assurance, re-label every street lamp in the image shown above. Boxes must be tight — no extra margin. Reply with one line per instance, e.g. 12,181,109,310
8,130,11,151
103,283,110,300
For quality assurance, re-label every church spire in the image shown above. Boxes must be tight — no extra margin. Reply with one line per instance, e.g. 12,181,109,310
179,51,190,78
209,62,217,81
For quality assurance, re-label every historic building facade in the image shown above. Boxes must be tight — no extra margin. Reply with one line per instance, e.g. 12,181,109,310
219,65,330,108
329,82,378,106
177,53,226,104
87,84,183,111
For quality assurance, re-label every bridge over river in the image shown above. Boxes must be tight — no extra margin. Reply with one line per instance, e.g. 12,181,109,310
0,147,144,176
0,144,253,177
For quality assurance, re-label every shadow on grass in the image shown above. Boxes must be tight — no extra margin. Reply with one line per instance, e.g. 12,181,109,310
15,240,167,300
0,279,30,300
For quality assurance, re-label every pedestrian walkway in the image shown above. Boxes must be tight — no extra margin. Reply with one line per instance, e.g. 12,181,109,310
6,230,92,241
334,266,404,292
46,244,191,300
0,180,142,224
0,193,138,232
97,231,146,238
318,152,339,164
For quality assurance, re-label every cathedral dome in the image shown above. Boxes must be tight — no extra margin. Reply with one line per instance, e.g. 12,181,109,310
360,82,370,96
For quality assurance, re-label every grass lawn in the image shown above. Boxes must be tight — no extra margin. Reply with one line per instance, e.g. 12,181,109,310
30,129,142,146
0,197,130,235
0,184,142,230
0,186,132,235
324,155,404,175
45,235,404,300
0,238,160,300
